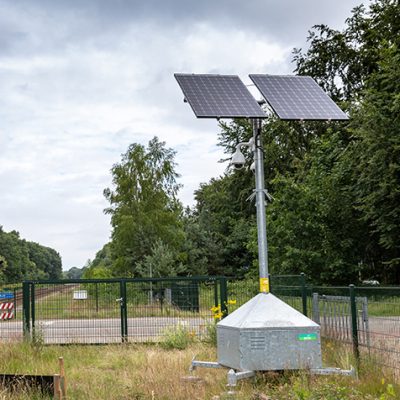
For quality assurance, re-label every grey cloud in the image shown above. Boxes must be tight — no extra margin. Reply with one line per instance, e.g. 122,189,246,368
2,0,363,56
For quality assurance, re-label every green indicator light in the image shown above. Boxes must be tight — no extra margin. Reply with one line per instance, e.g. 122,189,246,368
298,333,317,341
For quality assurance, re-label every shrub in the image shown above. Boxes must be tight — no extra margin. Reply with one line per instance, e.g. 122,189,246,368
160,323,196,350
203,321,217,346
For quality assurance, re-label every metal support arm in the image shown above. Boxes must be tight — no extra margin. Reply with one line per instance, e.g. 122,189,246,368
190,359,222,372
310,366,356,377
227,369,256,387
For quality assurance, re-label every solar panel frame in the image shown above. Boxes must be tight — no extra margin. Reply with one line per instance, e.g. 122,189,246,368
175,73,266,119
249,74,348,121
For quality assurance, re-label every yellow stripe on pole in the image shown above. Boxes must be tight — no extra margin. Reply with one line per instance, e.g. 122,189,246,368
259,278,269,293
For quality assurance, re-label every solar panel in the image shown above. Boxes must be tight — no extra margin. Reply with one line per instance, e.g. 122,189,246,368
249,74,348,121
175,73,266,119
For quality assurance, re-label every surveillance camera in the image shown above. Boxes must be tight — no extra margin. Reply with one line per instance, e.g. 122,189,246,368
230,148,246,170
232,162,245,170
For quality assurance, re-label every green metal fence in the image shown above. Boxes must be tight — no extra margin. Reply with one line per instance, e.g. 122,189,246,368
269,278,400,378
347,286,400,375
20,276,226,344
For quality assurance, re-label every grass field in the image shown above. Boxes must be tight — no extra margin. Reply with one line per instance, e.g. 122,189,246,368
0,339,399,399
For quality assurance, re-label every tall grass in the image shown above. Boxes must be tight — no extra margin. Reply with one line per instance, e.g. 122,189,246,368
0,340,399,399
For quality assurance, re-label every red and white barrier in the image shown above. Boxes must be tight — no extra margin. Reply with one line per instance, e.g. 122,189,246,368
0,302,14,320
0,302,14,310
0,311,14,320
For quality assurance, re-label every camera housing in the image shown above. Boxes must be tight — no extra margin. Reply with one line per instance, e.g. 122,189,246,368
230,148,246,170
232,162,245,170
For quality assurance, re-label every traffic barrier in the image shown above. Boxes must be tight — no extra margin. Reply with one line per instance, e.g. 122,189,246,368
0,311,14,320
0,302,14,320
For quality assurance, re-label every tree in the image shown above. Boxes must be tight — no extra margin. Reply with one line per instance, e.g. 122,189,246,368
218,118,329,183
178,208,210,276
64,266,87,279
289,0,400,283
81,244,116,279
27,241,62,280
246,131,370,284
90,243,113,270
192,173,255,277
136,239,186,278
349,45,400,282
0,255,7,283
104,137,184,276
82,264,113,279
293,0,400,103
192,115,340,278
0,226,62,282
0,229,29,282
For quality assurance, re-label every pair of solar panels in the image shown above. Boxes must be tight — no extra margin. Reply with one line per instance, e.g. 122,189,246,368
175,73,348,121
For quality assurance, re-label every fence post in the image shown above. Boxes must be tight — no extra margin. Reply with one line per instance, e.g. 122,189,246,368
300,273,308,316
362,298,371,354
123,280,128,342
22,281,31,339
220,277,228,317
31,283,36,338
213,279,219,308
349,284,360,364
13,287,17,319
95,282,99,313
119,279,128,342
312,293,320,324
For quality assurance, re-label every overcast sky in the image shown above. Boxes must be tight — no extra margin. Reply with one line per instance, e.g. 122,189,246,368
0,0,363,269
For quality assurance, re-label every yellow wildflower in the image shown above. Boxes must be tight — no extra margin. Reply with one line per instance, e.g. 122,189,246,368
210,305,221,313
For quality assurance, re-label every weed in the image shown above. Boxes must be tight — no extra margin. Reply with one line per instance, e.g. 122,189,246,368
159,323,197,350
31,326,45,353
204,321,217,346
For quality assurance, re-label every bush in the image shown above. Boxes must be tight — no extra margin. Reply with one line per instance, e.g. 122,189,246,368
160,323,196,350
204,321,217,346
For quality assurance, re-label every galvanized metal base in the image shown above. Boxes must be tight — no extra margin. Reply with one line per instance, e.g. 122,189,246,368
188,358,356,395
217,293,322,371
189,359,255,396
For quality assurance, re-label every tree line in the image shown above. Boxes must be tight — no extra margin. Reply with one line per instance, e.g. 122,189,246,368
83,0,399,285
0,227,62,283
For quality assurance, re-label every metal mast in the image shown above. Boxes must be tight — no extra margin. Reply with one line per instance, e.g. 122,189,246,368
253,119,269,293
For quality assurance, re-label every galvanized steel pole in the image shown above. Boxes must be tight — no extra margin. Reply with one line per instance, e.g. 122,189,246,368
253,119,269,293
